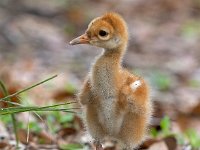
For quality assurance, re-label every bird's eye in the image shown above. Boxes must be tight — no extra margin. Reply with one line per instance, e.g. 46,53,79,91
99,30,108,37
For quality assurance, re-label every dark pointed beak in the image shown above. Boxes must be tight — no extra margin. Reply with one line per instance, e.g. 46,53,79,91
69,33,90,45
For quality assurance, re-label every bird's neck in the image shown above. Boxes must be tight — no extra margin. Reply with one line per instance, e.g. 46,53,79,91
100,43,127,67
93,42,127,72
91,43,126,98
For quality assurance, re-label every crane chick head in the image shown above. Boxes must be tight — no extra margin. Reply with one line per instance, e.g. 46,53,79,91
70,12,128,50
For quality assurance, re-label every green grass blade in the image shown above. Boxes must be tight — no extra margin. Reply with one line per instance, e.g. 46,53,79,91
0,81,19,148
0,75,58,101
0,102,78,115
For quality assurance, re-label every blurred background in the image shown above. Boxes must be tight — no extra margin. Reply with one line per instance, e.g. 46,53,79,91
0,0,200,149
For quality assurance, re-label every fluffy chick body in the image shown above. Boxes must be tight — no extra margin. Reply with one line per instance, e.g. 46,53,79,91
70,12,152,149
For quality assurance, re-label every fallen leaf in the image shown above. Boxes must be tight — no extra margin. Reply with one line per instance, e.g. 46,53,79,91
148,141,168,150
163,136,177,150
37,131,55,144
53,90,75,102
0,141,9,149
58,127,77,137
140,139,158,149
18,129,34,144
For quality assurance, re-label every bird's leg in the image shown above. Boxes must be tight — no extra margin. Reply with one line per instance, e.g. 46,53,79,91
94,141,103,150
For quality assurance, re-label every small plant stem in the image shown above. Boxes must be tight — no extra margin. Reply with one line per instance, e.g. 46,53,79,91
0,81,19,149
12,115,19,149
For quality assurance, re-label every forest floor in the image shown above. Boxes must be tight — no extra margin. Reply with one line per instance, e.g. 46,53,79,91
0,0,200,149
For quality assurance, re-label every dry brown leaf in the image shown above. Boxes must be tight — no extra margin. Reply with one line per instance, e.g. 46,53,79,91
140,139,158,149
58,127,77,138
0,141,9,149
163,136,177,150
18,129,34,144
0,86,20,108
53,90,75,102
148,141,168,150
26,142,38,150
37,131,55,144
190,102,200,116
104,147,115,150
177,111,200,133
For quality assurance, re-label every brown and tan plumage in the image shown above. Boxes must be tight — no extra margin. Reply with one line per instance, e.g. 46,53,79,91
70,12,152,150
